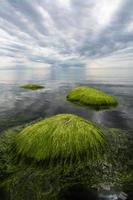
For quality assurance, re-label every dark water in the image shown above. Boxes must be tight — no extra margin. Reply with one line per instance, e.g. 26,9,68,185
0,66,133,199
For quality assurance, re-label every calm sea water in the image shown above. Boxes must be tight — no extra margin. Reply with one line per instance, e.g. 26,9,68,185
0,66,132,132
0,66,133,200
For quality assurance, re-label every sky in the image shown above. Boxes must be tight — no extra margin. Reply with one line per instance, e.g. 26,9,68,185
0,0,133,69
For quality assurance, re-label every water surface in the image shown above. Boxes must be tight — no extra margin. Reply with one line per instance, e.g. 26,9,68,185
0,66,132,132
0,66,133,200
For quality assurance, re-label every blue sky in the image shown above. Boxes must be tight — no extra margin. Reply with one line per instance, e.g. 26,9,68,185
0,0,133,68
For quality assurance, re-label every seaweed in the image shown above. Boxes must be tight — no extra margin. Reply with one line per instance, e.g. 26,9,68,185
67,86,118,110
21,83,44,90
16,114,106,163
0,118,132,200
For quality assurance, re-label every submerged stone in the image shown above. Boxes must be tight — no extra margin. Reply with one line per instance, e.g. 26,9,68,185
67,86,118,110
0,121,132,200
21,83,44,90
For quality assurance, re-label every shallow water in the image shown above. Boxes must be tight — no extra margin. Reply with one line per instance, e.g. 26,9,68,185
0,66,133,199
0,66,133,132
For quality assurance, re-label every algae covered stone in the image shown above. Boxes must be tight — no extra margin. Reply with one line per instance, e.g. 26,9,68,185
21,83,44,90
16,114,106,163
67,86,118,109
0,122,133,200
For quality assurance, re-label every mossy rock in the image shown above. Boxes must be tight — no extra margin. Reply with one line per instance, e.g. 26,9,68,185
67,86,118,110
16,114,106,164
0,123,132,200
21,83,44,90
0,127,104,200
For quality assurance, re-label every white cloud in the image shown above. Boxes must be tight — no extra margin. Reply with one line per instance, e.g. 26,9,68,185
86,45,133,68
92,0,123,27
0,0,132,69
126,22,133,33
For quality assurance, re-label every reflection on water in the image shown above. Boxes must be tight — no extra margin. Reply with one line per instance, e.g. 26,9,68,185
86,67,133,85
0,66,133,200
0,66,133,85
0,67,133,132
0,66,133,131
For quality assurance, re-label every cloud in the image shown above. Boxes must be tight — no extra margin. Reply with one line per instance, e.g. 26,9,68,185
0,0,133,68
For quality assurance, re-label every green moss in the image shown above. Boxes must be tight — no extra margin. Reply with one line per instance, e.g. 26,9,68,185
21,83,44,90
0,123,132,200
121,171,133,194
0,127,103,200
16,114,106,163
67,86,118,110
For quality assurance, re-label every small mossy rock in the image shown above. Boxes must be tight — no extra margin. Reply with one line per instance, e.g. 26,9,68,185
16,114,106,163
67,86,118,109
21,83,44,90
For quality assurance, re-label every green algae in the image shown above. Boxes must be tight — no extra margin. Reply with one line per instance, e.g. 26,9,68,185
121,171,133,198
16,114,106,163
0,119,132,200
67,86,118,110
0,127,96,200
21,83,44,90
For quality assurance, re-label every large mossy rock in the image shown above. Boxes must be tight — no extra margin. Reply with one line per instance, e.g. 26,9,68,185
16,114,106,163
0,118,132,200
67,86,118,109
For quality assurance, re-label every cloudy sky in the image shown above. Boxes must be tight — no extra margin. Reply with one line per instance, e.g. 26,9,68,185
0,0,133,68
